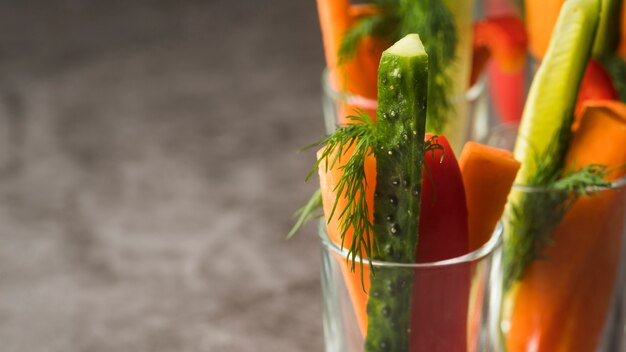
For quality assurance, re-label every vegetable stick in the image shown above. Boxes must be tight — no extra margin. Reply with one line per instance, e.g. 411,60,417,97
488,63,526,124
473,16,528,75
574,60,619,126
316,0,351,77
526,0,622,59
416,134,469,262
316,0,381,101
525,0,564,59
459,142,520,251
317,145,376,336
591,0,622,58
506,101,626,352
470,16,527,123
567,100,626,173
365,34,429,352
506,191,624,351
410,134,470,352
552,199,626,351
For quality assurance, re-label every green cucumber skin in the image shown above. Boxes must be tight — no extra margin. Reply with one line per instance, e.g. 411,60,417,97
592,0,621,58
513,0,600,185
364,43,428,352
505,0,600,288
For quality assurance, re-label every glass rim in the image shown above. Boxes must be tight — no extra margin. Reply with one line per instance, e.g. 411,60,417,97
512,174,626,194
318,219,502,268
321,67,487,108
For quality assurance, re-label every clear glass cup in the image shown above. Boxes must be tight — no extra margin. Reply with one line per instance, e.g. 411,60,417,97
500,178,626,352
321,69,490,149
485,125,626,351
319,220,504,352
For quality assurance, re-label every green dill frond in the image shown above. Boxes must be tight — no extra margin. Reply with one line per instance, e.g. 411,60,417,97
398,0,457,133
503,161,614,290
338,14,389,64
552,164,611,195
308,111,378,277
287,190,323,239
422,135,444,205
423,134,445,162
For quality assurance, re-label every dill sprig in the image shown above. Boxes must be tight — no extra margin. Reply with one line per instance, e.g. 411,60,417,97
289,112,443,288
338,14,393,64
503,162,614,290
286,190,323,239
338,0,457,133
307,112,378,278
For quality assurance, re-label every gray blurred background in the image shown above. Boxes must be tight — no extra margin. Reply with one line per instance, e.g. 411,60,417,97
0,0,325,350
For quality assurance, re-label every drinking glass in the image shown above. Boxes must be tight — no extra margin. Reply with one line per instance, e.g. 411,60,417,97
499,178,626,352
485,125,626,351
319,220,503,352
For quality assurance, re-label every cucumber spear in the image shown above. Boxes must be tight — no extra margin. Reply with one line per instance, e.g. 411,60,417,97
364,33,429,352
504,0,601,289
309,33,430,352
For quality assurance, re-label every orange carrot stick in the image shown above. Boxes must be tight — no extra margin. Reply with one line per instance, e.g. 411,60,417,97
317,145,376,336
525,0,564,59
458,142,520,251
316,0,383,101
506,101,626,352
316,0,351,77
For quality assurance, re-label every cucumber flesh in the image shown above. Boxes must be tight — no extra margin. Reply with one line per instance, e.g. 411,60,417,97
513,0,600,184
504,0,601,288
365,34,428,352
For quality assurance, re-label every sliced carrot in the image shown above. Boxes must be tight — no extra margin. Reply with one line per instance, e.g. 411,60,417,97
316,0,351,76
459,142,520,251
525,0,564,59
506,101,626,352
316,0,384,101
346,3,386,96
317,144,376,336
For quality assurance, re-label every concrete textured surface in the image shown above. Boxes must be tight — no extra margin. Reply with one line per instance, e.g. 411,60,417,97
0,1,325,351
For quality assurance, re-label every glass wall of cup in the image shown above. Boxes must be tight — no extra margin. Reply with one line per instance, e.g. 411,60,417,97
319,220,503,352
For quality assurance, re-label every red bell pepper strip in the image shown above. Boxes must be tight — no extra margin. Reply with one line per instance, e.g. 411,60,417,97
409,134,470,351
574,59,619,127
471,16,528,123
